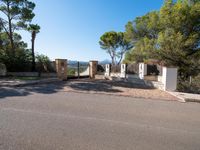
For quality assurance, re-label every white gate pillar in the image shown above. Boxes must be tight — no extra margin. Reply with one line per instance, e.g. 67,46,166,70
162,67,178,91
121,64,127,78
105,64,111,77
139,63,147,79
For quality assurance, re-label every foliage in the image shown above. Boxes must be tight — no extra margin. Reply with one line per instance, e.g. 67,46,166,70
0,0,36,55
99,31,133,65
0,0,43,72
67,68,76,76
27,24,40,71
36,54,53,73
177,75,200,94
124,0,200,78
124,11,160,63
0,32,32,72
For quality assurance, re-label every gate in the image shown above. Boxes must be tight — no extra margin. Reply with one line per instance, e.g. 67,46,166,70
67,60,90,79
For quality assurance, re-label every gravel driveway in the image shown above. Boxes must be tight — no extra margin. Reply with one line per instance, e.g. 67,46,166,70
63,79,179,101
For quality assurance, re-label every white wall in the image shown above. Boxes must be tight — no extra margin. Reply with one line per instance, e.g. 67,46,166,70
162,67,178,91
105,64,111,77
121,64,126,78
139,63,147,79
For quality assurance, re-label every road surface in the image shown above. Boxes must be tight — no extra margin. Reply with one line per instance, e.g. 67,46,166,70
0,86,200,150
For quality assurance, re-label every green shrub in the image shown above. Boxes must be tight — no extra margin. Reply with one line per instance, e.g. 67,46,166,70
0,49,32,72
177,75,200,94
67,68,76,76
36,54,55,73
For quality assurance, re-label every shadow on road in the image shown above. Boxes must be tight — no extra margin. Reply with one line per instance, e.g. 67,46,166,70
0,79,155,99
66,79,154,93
106,80,155,89
68,81,122,93
0,82,66,99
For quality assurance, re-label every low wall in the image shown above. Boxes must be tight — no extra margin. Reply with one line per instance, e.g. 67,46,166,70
7,72,39,77
144,80,165,90
110,73,121,78
7,72,56,78
144,75,158,81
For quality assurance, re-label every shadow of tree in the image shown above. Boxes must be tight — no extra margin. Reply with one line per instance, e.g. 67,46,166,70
68,82,122,93
67,78,154,93
0,78,155,99
0,82,66,99
105,80,155,89
0,87,30,98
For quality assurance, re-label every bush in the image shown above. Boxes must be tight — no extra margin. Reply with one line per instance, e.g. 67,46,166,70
36,54,55,73
0,49,32,72
177,75,200,94
67,68,76,76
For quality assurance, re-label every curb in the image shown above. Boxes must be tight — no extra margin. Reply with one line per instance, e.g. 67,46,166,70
166,91,186,103
184,98,200,103
167,91,200,103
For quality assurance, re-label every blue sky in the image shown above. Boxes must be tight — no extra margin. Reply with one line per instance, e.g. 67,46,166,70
20,0,164,61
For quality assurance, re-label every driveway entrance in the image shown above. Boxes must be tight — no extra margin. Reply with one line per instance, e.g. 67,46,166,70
63,79,179,101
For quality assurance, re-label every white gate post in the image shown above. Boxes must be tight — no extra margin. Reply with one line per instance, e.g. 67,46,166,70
162,67,178,91
105,64,111,77
55,59,68,80
139,63,147,79
121,64,127,78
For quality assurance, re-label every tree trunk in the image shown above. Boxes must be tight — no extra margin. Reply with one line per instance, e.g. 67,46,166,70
7,1,15,57
8,19,15,55
31,32,36,72
118,53,123,65
111,57,115,66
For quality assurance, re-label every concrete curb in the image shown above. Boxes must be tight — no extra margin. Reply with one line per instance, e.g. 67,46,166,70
184,98,200,103
166,91,186,103
167,91,200,103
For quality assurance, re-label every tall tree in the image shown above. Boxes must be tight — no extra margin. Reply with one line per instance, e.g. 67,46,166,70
99,31,132,65
27,24,40,71
124,11,160,62
124,0,200,77
0,0,35,56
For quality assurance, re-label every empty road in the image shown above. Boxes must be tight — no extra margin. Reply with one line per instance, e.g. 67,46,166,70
0,85,200,150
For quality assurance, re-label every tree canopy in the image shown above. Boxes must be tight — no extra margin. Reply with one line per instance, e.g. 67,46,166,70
0,0,35,56
99,31,133,65
0,0,44,72
124,0,200,77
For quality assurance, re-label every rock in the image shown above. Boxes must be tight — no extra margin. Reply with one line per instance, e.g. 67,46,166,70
0,63,7,76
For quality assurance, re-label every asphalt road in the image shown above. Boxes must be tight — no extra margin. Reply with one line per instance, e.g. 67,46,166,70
0,86,200,150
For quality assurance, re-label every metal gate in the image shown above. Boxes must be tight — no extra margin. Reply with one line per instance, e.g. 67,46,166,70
67,61,90,79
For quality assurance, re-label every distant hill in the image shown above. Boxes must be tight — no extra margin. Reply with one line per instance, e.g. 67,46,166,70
68,60,88,65
99,59,111,64
68,60,111,66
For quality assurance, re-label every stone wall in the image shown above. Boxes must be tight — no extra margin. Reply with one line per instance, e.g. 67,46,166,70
0,63,7,76
55,59,68,80
89,61,98,79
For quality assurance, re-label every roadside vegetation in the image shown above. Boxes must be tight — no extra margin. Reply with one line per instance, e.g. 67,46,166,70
0,0,51,72
100,0,200,94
